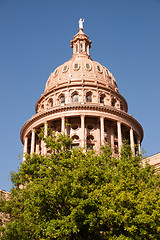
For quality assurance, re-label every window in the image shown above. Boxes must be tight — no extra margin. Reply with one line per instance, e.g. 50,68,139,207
63,65,68,72
120,102,123,110
49,99,53,107
87,125,93,130
111,98,116,107
86,93,92,102
72,135,79,141
80,43,83,52
97,65,101,72
87,135,94,141
85,43,87,52
85,63,91,71
72,124,78,130
74,63,79,70
76,44,78,53
60,95,65,104
72,93,79,103
41,104,44,110
100,96,104,103
54,69,58,76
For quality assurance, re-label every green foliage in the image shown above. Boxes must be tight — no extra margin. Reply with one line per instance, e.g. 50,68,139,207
1,135,160,239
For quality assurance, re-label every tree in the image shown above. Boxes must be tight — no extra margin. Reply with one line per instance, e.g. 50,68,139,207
1,133,160,239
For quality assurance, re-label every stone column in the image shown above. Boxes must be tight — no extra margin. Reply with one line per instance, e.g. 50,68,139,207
130,128,135,156
117,122,122,153
110,127,114,153
137,137,141,155
31,130,35,155
100,116,105,145
61,116,65,133
43,122,48,155
23,136,28,162
35,138,40,154
81,115,85,148
41,140,44,155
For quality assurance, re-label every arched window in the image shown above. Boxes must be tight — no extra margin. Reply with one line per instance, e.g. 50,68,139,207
100,95,105,103
41,104,44,111
48,99,53,107
87,135,94,141
86,93,92,102
60,95,65,104
71,135,80,149
111,98,116,107
87,135,94,150
87,125,93,130
72,135,79,141
85,43,87,52
80,43,83,52
76,44,78,53
120,102,123,110
72,124,78,130
72,93,79,103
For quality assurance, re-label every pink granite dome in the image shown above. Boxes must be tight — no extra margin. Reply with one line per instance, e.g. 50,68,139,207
21,21,143,160
44,29,118,93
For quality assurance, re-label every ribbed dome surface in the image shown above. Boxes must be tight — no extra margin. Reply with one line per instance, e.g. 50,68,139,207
45,28,118,93
45,55,118,93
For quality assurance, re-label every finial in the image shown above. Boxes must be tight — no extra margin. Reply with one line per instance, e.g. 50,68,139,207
79,18,84,30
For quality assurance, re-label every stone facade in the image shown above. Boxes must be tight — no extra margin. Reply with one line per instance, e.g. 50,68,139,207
0,189,10,227
147,153,160,169
20,24,144,161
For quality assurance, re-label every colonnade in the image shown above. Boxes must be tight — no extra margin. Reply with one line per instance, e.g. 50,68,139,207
23,116,141,162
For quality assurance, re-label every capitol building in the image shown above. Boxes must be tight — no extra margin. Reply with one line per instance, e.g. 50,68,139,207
1,19,160,227
20,19,144,159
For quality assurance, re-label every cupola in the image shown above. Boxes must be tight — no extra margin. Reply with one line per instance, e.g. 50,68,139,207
70,18,92,56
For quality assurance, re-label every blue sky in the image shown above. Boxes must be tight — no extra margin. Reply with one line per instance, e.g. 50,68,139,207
0,0,160,191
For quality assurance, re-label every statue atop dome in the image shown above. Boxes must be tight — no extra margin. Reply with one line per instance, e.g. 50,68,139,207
79,18,84,30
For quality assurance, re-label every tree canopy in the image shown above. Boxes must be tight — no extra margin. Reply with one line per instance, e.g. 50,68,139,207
1,133,160,239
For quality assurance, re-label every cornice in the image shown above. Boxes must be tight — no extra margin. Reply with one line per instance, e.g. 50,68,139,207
21,103,143,144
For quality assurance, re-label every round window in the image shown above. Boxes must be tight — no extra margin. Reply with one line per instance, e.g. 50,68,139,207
87,125,93,130
97,65,102,73
74,63,79,70
72,124,78,130
63,65,68,72
97,65,101,72
53,69,58,76
85,63,91,71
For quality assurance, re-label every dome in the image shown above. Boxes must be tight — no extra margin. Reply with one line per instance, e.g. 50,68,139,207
45,55,118,93
21,20,143,160
45,29,118,94
35,27,127,114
